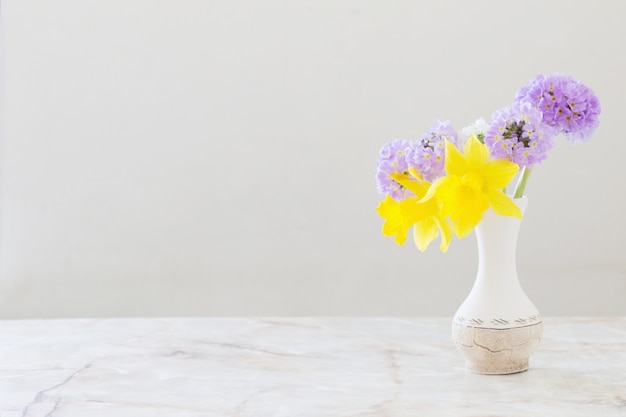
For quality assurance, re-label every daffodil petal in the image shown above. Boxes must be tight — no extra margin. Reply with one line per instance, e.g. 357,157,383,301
487,190,522,219
377,195,441,246
408,167,422,181
451,216,476,239
390,172,429,198
482,159,520,190
418,176,447,204
393,231,408,245
464,135,490,168
434,216,453,253
413,218,438,252
377,196,409,245
443,139,467,176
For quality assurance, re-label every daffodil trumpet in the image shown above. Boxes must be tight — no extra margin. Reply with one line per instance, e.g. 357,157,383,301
375,170,452,252
420,135,521,239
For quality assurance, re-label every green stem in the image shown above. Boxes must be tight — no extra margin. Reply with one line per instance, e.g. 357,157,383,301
513,166,532,198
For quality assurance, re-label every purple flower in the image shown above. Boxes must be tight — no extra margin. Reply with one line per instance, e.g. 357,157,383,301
376,139,413,200
515,73,601,144
407,120,458,182
484,102,556,168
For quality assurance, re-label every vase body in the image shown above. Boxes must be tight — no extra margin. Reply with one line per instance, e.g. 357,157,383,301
452,196,543,374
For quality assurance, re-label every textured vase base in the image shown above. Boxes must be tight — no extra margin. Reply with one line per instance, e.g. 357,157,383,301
452,322,543,375
466,359,529,375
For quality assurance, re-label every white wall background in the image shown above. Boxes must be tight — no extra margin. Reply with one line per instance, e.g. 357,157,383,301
1,0,625,318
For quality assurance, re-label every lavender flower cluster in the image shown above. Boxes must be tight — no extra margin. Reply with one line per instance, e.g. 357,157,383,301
484,102,556,167
376,139,413,200
376,74,601,198
514,73,601,144
482,73,601,167
376,120,458,200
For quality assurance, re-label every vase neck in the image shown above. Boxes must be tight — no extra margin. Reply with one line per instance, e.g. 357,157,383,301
474,197,528,286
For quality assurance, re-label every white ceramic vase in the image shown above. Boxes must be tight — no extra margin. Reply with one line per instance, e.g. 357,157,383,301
452,196,543,374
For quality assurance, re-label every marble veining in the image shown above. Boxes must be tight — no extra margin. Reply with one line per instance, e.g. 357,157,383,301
1,317,625,416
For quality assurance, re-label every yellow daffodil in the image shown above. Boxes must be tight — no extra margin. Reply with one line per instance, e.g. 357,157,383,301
376,169,452,252
421,135,521,238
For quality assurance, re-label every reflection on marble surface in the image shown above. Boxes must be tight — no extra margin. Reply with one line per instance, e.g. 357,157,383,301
1,317,625,416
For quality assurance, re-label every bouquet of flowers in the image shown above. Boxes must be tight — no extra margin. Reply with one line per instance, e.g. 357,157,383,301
375,73,601,252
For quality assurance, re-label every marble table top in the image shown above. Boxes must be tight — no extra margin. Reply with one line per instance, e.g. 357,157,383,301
1,317,625,416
